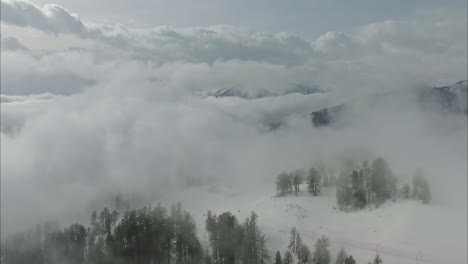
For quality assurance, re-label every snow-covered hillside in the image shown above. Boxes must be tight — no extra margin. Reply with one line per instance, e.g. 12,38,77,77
162,183,467,264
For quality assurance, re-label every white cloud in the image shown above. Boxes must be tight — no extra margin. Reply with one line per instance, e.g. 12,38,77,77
1,0,315,65
0,0,466,246
1,0,89,34
1,0,466,81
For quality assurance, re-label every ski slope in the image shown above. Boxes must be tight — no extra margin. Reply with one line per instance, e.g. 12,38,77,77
163,184,467,264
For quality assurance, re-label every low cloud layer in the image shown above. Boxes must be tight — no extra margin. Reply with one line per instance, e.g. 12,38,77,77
1,0,467,238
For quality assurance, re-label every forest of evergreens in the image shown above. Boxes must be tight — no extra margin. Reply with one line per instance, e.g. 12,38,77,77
1,204,384,264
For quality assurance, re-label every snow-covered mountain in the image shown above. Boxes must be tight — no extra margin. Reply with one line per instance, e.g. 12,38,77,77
206,80,467,130
211,83,324,99
311,80,467,127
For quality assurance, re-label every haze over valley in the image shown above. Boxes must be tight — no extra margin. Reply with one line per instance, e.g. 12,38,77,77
1,1,467,263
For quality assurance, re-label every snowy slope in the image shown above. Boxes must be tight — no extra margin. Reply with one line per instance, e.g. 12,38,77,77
161,184,467,264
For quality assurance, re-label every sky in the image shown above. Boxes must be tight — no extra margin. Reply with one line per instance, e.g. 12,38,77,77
22,0,468,38
0,0,467,250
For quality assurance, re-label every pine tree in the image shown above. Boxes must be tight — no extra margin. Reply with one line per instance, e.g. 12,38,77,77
288,228,298,254
361,160,373,203
297,244,311,264
336,171,353,210
65,223,87,264
283,251,294,264
275,251,283,264
372,254,383,264
277,173,293,196
258,235,270,264
292,170,304,196
312,236,330,264
308,168,322,196
345,255,356,264
371,158,397,204
351,170,367,208
401,184,410,199
335,248,348,264
295,233,303,257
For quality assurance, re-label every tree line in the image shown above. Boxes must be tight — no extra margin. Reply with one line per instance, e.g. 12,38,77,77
273,227,384,264
275,157,431,210
2,206,386,264
2,203,203,264
1,205,276,264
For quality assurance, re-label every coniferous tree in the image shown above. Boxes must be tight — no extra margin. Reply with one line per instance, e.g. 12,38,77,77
371,158,397,204
5,204,202,264
344,255,356,264
335,248,348,264
258,235,270,264
287,227,301,255
372,254,383,264
351,170,367,208
297,244,311,264
337,158,398,210
401,184,410,199
283,251,294,264
292,170,304,196
65,223,87,264
206,210,268,264
312,236,330,264
336,171,353,210
360,160,373,204
307,168,322,197
277,173,293,196
275,251,283,264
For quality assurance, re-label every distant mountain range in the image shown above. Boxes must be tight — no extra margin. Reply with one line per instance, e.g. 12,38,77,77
212,83,324,99
207,80,467,129
311,80,468,127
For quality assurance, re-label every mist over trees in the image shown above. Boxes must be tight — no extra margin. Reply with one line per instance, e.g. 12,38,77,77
2,206,270,264
412,169,431,204
334,248,354,264
336,158,397,210
287,227,311,264
2,207,387,264
307,168,322,197
2,204,202,264
399,169,432,204
205,211,269,264
274,157,431,211
276,228,382,264
276,172,294,196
